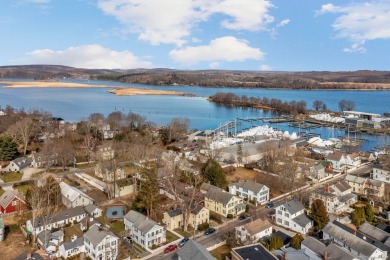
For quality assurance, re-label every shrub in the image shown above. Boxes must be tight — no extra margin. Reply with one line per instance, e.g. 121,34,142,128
197,222,210,231
227,214,233,219
210,212,223,224
152,244,158,249
245,204,250,212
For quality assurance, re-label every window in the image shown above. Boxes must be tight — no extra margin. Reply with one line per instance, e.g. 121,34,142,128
277,218,282,223
284,221,289,226
277,210,282,215
285,213,289,218
12,201,18,206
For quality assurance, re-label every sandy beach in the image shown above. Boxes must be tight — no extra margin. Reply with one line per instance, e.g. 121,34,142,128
0,80,190,96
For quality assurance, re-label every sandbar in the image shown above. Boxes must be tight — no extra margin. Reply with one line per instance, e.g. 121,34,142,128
0,80,191,96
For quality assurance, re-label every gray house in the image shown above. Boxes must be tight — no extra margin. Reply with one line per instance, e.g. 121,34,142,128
177,240,215,260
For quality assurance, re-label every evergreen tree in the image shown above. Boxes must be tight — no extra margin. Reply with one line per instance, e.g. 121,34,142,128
351,210,361,227
201,158,228,189
269,236,283,250
310,199,329,231
135,166,160,218
365,204,374,222
0,135,18,161
291,233,304,249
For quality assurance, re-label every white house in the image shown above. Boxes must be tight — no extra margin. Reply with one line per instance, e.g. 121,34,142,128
322,221,387,260
326,152,347,172
229,180,269,205
84,224,119,260
26,206,87,235
235,218,272,244
372,166,390,184
124,210,166,249
345,153,362,169
4,157,32,172
309,181,357,215
275,200,313,234
37,230,64,257
59,236,85,259
59,181,94,209
31,152,58,168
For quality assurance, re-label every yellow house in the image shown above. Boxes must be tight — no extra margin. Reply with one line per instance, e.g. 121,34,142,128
162,206,209,230
201,183,246,217
345,174,385,198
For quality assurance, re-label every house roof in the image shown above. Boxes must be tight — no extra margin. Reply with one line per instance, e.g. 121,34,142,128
377,223,390,234
345,174,366,184
232,243,278,260
301,236,326,254
205,185,234,205
124,210,162,234
292,214,312,228
191,205,206,215
166,209,182,218
31,205,86,228
10,157,32,169
61,237,84,251
280,200,304,215
84,224,117,247
231,180,266,194
59,181,93,203
0,190,24,209
15,251,45,260
319,160,332,167
37,230,64,249
322,221,379,257
242,219,272,236
333,180,351,193
262,230,292,246
177,239,215,260
84,204,100,216
359,222,389,243
200,183,213,193
326,152,345,161
325,243,355,260
312,164,325,171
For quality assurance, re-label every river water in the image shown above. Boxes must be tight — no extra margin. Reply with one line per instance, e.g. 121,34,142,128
0,79,389,151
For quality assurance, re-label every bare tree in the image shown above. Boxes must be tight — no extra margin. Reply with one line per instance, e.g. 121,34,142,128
106,111,125,131
313,100,324,111
52,139,75,171
168,117,190,142
6,117,41,155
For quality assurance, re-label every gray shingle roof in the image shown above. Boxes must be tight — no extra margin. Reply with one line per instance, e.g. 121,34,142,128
167,209,182,218
231,180,266,194
359,222,389,243
301,236,326,254
292,214,312,228
62,237,84,251
124,210,162,234
345,174,366,184
205,186,234,205
323,222,379,257
37,230,64,249
11,157,32,169
83,224,117,247
31,205,86,228
0,190,24,209
60,181,94,203
84,204,99,216
333,180,351,193
281,200,304,215
177,239,215,260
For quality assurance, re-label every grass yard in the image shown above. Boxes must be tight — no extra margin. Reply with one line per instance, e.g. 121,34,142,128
0,230,29,259
75,163,96,169
63,224,84,241
110,220,125,233
0,172,23,182
123,165,137,175
166,230,180,243
0,187,5,196
174,228,192,238
226,167,257,183
14,184,33,195
210,245,231,260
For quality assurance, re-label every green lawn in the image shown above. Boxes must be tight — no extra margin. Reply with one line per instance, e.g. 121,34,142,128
110,220,125,233
14,184,33,195
210,245,231,260
0,188,4,196
166,230,180,243
0,172,23,183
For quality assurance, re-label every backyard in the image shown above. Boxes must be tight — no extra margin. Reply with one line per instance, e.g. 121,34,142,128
0,172,23,182
210,244,231,260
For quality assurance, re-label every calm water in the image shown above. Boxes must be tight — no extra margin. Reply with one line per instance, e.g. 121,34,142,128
0,79,389,151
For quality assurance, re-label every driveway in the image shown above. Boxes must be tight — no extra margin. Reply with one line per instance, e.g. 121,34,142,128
22,167,42,180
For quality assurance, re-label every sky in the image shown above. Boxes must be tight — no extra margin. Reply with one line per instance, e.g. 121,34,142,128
1,0,390,71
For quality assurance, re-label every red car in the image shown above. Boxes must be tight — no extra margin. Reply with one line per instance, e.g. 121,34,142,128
164,244,177,254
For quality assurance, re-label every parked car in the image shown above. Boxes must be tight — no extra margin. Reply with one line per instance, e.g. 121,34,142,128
238,215,246,221
164,244,178,253
265,202,274,208
204,227,216,235
178,237,189,247
124,236,133,243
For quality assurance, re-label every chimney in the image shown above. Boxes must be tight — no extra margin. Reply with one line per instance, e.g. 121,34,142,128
354,229,357,236
71,235,77,242
326,183,330,193
323,250,328,260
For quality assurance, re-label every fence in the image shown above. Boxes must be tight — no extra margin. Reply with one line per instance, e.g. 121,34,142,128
207,240,226,251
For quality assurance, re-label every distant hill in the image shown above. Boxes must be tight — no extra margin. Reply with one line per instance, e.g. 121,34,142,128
1,65,390,90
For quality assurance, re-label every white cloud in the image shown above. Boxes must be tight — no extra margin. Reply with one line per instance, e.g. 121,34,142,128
276,19,290,28
169,36,264,64
24,44,153,69
97,0,275,45
209,62,220,68
319,1,390,53
260,64,272,71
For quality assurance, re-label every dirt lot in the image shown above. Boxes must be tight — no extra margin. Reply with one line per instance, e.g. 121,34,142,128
0,229,29,259
226,167,257,183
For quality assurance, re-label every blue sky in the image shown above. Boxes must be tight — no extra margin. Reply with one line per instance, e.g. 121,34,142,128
1,0,390,71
